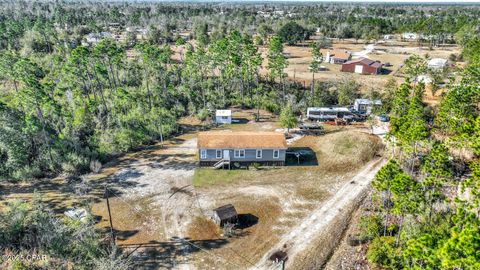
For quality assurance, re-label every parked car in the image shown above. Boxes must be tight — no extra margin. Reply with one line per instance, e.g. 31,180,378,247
379,114,390,122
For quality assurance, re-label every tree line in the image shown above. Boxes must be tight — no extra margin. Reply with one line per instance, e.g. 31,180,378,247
360,35,480,269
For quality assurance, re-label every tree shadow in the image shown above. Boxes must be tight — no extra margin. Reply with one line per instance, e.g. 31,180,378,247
119,238,230,269
286,147,319,166
231,117,250,124
236,214,259,229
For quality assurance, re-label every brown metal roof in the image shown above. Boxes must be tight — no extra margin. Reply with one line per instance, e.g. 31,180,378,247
344,58,382,68
197,131,287,149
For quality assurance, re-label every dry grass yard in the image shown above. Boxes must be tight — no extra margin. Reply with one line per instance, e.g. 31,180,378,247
1,108,385,269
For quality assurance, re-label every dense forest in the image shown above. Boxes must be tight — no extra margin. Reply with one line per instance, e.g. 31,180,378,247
1,1,480,269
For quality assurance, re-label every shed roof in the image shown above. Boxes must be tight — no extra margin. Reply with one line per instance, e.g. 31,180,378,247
321,49,351,60
197,131,287,149
344,58,382,68
213,204,238,220
428,58,447,67
216,110,232,117
354,99,382,105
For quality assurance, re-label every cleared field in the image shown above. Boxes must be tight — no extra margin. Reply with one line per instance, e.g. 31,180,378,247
258,40,461,94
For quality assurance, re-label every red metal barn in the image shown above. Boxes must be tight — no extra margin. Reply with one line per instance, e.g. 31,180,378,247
341,58,382,75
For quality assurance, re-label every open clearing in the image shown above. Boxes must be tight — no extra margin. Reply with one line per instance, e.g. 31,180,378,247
1,109,385,269
258,39,460,94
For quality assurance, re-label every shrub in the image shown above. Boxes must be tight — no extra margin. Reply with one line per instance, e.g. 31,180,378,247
197,108,209,121
358,214,382,241
366,236,401,268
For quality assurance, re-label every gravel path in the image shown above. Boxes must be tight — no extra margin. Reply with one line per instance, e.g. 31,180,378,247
251,158,386,270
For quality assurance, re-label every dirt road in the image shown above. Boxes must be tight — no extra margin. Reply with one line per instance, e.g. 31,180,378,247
251,157,386,270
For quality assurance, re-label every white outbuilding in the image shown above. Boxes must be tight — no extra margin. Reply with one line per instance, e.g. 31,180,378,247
353,99,382,115
427,58,448,70
215,110,232,124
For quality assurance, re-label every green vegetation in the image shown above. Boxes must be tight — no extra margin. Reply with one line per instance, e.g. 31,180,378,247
365,36,480,269
0,1,479,269
0,194,130,269
277,21,311,45
193,168,247,187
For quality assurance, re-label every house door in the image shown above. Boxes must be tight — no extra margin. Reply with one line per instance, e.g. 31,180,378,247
223,150,230,160
354,65,364,74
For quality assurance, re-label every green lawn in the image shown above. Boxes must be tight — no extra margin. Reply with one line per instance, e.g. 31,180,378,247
192,168,253,187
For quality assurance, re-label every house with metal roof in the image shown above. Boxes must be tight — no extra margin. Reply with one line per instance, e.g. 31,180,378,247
321,48,352,64
341,58,383,75
197,131,287,168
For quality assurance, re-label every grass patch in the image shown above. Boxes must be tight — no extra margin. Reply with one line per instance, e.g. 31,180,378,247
296,186,330,201
193,168,249,187
187,216,221,240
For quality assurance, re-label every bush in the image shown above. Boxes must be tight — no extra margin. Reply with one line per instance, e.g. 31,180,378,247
197,108,209,121
366,236,401,268
61,152,90,176
12,165,43,181
358,214,382,241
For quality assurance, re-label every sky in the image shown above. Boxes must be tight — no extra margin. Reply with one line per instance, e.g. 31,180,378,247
198,0,480,2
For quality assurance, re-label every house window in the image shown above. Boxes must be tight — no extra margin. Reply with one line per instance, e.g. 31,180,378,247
273,149,280,159
222,116,229,120
200,149,207,159
216,149,222,159
256,149,262,159
234,149,245,158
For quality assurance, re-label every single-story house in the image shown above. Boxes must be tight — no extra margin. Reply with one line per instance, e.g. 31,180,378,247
320,49,352,64
212,204,238,227
427,58,448,70
307,107,355,122
353,99,382,115
197,131,287,167
402,32,418,41
341,58,382,75
415,75,433,84
383,34,394,40
215,110,232,124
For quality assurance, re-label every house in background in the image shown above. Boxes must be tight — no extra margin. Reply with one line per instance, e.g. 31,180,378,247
341,58,383,75
427,58,448,70
83,32,113,46
215,110,232,124
353,99,382,115
383,34,394,40
402,32,418,41
415,75,433,85
212,204,238,227
197,131,287,168
320,49,352,64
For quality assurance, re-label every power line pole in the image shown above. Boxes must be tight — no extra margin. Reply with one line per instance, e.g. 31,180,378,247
104,186,116,246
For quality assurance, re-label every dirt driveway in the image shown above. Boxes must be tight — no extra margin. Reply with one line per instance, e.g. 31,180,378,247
92,136,202,270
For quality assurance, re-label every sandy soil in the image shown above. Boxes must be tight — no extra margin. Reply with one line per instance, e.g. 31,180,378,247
250,158,386,270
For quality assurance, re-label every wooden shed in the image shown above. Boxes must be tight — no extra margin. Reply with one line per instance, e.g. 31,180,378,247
212,204,238,227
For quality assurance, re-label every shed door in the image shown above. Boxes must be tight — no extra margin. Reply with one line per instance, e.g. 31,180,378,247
354,65,364,74
223,150,230,160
